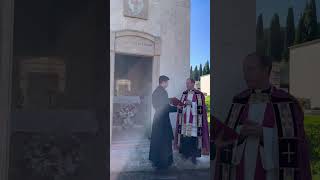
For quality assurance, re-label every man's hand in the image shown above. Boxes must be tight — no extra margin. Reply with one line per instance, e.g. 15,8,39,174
185,100,192,105
177,105,183,109
240,123,263,137
214,130,235,148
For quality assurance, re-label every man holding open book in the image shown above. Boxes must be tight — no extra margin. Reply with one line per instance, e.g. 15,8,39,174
173,78,210,164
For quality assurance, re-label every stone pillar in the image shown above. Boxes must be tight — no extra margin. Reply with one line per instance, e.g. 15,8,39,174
212,0,256,121
0,0,14,179
150,37,161,136
110,31,115,144
211,0,256,178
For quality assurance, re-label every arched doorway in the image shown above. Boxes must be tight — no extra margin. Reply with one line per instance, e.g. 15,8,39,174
110,30,161,143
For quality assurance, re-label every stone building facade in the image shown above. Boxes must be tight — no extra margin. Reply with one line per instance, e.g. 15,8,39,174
110,0,190,141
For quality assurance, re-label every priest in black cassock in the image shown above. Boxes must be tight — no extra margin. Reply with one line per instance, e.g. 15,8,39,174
149,75,180,169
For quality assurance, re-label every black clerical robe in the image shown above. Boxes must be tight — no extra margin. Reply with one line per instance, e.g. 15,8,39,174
149,86,177,169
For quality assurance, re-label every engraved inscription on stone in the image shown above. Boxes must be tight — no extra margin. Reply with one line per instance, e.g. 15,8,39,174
124,0,148,20
116,36,155,56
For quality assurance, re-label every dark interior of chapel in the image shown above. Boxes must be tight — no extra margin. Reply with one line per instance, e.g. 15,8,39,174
8,0,109,179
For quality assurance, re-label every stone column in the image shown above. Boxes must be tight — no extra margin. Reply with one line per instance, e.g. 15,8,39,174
0,0,14,179
212,0,256,121
150,37,161,134
211,0,256,178
110,31,115,144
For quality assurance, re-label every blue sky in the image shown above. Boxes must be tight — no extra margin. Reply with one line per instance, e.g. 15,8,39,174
190,0,210,68
189,0,320,67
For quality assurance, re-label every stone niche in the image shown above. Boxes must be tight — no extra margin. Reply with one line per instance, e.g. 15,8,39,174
18,57,65,109
110,30,161,141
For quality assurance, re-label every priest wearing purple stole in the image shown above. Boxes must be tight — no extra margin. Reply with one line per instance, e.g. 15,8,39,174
174,78,210,164
213,53,311,180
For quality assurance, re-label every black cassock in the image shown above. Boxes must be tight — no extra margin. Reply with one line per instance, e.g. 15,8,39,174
149,86,177,169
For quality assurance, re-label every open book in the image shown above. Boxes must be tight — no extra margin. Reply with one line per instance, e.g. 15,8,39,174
169,97,185,106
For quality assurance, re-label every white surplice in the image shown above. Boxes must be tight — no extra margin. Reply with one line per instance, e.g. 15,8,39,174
182,91,198,137
244,103,267,180
232,102,279,180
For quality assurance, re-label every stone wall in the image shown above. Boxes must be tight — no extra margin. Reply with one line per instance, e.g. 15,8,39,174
200,75,210,96
212,0,256,121
290,39,320,108
110,0,190,98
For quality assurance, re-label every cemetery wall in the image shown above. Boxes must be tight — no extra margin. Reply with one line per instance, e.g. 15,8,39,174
290,39,320,109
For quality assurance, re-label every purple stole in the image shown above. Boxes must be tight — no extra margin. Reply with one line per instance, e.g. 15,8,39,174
174,90,210,155
215,87,311,180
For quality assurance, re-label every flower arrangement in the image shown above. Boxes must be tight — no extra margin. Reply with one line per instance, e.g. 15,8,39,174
23,134,82,180
118,104,138,129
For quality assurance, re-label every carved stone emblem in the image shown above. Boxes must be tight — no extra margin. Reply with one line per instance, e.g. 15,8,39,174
124,0,148,19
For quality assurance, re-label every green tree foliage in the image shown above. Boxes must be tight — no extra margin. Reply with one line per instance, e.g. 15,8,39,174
256,14,266,55
296,13,308,44
307,0,318,40
296,0,319,44
269,13,283,61
194,65,200,81
199,64,203,77
283,7,295,60
203,60,210,75
304,120,320,175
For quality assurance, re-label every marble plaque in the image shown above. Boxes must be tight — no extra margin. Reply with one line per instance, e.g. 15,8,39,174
115,36,155,56
123,0,148,20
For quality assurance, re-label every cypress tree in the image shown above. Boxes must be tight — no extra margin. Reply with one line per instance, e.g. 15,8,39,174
269,13,283,61
194,66,199,81
309,0,318,40
296,13,307,44
256,14,265,55
283,7,295,60
204,60,210,75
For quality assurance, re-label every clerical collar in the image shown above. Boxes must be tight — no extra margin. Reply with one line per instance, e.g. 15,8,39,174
252,86,272,94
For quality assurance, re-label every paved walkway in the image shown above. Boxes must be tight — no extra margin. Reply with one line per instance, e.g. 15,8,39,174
110,140,210,180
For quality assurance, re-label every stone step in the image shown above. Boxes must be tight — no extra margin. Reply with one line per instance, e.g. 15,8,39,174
110,169,210,180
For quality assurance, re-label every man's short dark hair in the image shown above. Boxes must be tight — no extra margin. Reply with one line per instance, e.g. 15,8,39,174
159,75,169,84
246,52,274,75
187,78,195,83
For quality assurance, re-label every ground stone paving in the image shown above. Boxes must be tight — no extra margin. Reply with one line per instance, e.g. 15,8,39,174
111,140,210,180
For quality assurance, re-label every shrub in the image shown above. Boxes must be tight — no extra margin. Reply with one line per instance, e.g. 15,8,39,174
305,119,320,175
205,96,210,123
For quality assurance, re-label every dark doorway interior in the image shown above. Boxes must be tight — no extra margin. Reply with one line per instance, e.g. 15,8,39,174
112,54,153,142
